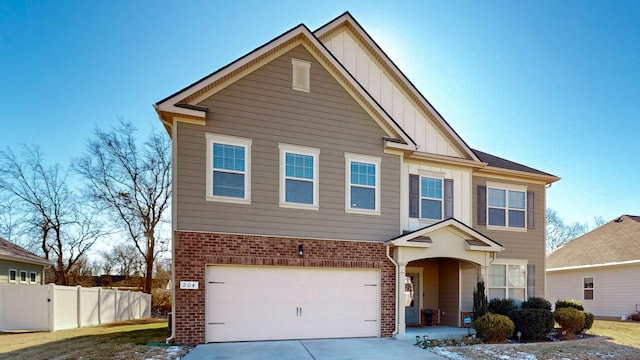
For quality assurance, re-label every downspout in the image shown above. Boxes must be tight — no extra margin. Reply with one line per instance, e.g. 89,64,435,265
165,115,177,344
385,244,399,336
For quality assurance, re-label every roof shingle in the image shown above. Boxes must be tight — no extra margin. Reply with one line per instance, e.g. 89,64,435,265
0,237,50,266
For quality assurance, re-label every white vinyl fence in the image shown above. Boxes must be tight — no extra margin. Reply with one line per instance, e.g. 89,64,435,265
0,284,151,331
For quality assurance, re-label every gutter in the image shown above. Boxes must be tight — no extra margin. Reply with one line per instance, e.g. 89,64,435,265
385,244,399,336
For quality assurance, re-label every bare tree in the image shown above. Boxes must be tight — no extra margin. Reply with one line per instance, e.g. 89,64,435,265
0,146,106,284
75,121,171,293
546,208,589,253
100,244,145,277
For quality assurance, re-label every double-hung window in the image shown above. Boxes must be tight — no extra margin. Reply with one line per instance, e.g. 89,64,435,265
279,144,319,209
488,262,526,302
19,270,27,283
8,269,17,283
487,184,526,229
30,271,37,284
583,277,594,300
345,153,381,215
421,177,442,220
206,133,252,204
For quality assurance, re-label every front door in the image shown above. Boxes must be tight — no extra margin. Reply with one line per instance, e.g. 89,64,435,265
404,273,419,324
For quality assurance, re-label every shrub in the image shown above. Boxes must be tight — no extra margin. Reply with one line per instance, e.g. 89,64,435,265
152,288,172,317
554,307,585,335
522,297,552,311
510,308,554,340
629,312,640,321
581,311,594,333
473,281,488,320
488,298,518,317
555,299,584,311
472,313,515,342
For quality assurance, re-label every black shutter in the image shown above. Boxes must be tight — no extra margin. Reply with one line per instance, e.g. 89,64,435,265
477,185,486,225
527,264,535,298
409,174,419,218
444,179,454,219
527,191,535,229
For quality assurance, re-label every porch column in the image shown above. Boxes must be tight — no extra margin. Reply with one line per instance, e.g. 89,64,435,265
397,261,407,335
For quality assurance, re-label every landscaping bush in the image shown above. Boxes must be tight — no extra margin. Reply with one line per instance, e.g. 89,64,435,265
581,311,594,333
555,299,584,311
510,308,554,340
554,307,585,335
473,281,488,320
629,312,640,321
472,313,515,342
522,297,552,311
488,298,517,317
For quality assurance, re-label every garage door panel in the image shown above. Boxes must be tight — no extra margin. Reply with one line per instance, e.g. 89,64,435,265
206,266,380,342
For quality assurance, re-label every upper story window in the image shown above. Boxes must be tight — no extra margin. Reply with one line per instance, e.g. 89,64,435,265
421,177,443,220
291,58,311,92
8,269,17,283
205,133,252,204
583,277,594,300
279,144,319,210
488,261,526,302
345,153,381,215
486,182,527,230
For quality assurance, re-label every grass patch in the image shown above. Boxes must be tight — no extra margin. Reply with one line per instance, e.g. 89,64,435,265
589,319,640,348
0,319,189,360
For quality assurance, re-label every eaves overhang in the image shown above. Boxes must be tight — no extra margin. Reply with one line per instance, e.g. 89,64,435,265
476,166,561,185
547,259,640,272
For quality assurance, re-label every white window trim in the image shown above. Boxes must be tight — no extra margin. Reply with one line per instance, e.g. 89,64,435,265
8,269,17,283
291,58,311,92
419,174,444,221
29,271,37,284
205,133,252,205
344,153,381,215
487,259,527,301
19,270,27,283
583,276,594,301
278,143,320,210
486,181,527,232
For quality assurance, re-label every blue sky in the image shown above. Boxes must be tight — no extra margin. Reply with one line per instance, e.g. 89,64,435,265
1,0,638,225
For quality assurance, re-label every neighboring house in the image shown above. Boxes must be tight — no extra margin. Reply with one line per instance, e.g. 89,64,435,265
547,215,640,320
0,237,49,285
155,12,559,344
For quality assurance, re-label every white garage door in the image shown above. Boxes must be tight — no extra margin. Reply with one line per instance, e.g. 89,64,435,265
205,265,380,342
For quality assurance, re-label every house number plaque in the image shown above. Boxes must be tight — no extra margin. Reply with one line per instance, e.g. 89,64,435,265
180,281,199,289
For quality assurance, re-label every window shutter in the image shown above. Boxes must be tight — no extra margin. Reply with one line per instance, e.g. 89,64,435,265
527,191,535,229
527,264,535,298
409,174,419,218
444,179,454,219
477,185,486,225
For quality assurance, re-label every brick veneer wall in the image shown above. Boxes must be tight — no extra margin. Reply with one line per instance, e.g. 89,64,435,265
173,231,397,345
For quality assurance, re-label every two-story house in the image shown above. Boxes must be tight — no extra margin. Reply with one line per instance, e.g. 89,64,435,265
155,12,559,345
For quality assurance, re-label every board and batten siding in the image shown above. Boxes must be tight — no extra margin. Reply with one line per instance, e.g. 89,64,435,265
175,45,401,242
472,176,547,298
322,28,462,158
547,265,640,319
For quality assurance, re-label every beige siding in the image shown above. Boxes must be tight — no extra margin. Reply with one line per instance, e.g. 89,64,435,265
547,265,640,319
0,259,44,285
472,176,547,298
175,45,401,241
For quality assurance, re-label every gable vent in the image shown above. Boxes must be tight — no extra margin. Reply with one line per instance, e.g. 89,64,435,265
291,58,311,92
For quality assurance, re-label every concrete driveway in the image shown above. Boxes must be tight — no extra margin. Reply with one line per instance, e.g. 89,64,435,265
182,338,445,359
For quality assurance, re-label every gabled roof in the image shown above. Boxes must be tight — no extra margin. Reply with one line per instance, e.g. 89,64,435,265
315,12,480,162
154,21,416,150
547,215,640,271
0,237,51,267
387,218,503,252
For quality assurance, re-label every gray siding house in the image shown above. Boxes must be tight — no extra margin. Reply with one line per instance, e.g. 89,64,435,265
155,12,559,345
0,237,49,285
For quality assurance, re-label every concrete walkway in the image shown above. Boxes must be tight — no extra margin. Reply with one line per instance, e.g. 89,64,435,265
183,337,446,359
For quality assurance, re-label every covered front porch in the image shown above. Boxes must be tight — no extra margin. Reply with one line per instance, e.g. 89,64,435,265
386,218,503,336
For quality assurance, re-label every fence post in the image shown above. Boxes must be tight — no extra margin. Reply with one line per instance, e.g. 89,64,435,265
114,289,119,322
77,285,82,328
97,287,102,325
47,284,55,331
